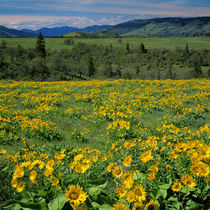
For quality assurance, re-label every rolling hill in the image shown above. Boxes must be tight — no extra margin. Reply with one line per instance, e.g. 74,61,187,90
109,17,210,37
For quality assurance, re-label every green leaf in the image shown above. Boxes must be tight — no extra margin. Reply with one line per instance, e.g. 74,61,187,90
39,190,47,197
0,165,9,172
99,204,113,210
168,197,178,202
48,193,67,210
16,201,41,209
2,198,41,209
185,200,202,210
159,180,172,190
1,202,21,210
91,202,113,210
88,181,107,199
41,202,49,210
12,204,25,210
133,172,147,181
167,197,182,210
91,201,101,208
181,186,193,194
156,189,167,199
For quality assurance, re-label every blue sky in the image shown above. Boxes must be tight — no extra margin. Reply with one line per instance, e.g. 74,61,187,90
0,0,210,29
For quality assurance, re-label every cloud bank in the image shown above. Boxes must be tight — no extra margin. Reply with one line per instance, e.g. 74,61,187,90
0,15,140,30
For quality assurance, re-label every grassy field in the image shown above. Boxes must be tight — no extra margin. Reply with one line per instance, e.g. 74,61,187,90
1,36,210,50
0,79,209,209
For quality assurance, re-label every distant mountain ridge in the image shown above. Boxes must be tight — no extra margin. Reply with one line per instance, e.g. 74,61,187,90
21,25,110,37
108,17,210,37
0,17,210,37
0,25,36,37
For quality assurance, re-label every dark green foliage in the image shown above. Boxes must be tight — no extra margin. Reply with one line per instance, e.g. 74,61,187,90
139,42,147,54
17,44,25,57
126,42,130,53
0,40,209,81
116,67,122,78
185,43,189,54
193,60,202,78
0,40,7,49
167,57,173,79
36,32,46,58
104,61,114,78
136,65,140,74
0,160,15,203
88,56,96,77
30,58,49,80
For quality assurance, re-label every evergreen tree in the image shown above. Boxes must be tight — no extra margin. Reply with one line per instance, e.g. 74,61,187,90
0,40,7,49
185,43,189,54
109,44,113,52
126,42,130,53
116,68,121,78
140,42,147,54
36,32,46,58
193,60,202,78
136,65,140,74
105,61,113,78
88,56,96,77
17,45,24,57
168,57,173,79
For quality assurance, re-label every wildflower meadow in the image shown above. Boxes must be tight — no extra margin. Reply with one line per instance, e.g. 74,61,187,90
0,79,209,209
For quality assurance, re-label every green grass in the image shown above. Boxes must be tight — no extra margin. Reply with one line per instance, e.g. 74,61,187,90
1,37,210,50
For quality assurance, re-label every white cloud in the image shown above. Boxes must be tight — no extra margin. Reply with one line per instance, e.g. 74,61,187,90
0,15,135,29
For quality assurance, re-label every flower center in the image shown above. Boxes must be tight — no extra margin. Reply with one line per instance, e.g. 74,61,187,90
135,189,142,196
70,193,79,200
115,169,121,175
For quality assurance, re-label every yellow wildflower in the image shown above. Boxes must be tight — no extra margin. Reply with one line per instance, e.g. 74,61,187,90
65,185,88,207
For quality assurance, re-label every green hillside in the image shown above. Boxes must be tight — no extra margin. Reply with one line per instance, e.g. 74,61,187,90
110,17,210,37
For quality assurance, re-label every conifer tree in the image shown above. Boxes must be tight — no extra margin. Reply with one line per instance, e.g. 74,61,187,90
126,42,130,53
193,60,202,78
0,40,7,49
36,32,46,58
185,43,189,54
88,56,96,77
140,42,147,54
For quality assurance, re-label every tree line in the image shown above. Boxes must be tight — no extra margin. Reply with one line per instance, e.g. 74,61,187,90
0,33,209,81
